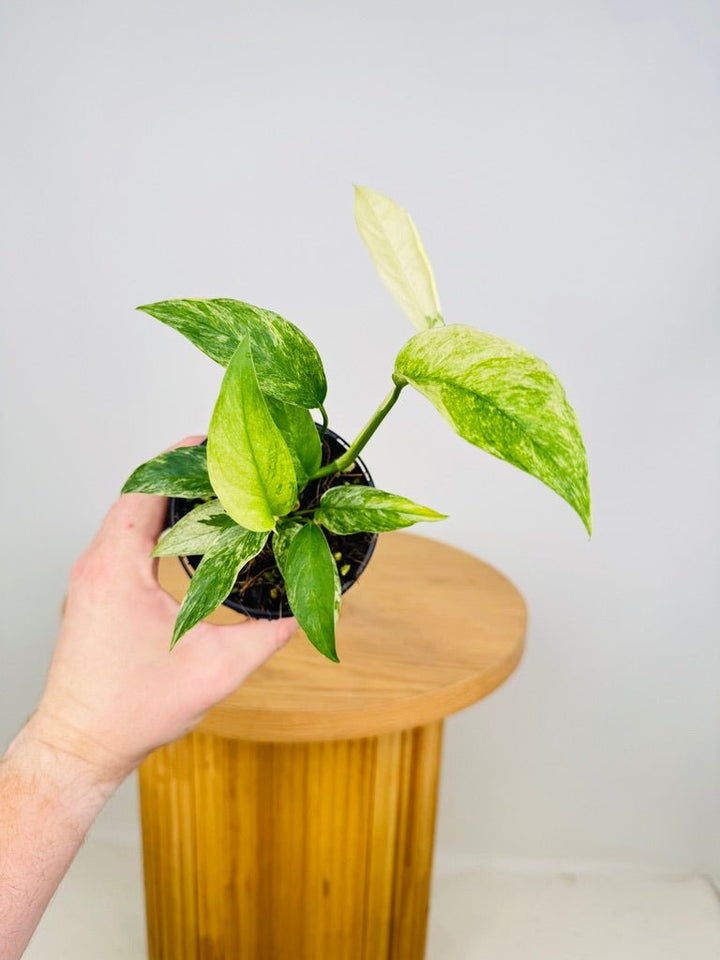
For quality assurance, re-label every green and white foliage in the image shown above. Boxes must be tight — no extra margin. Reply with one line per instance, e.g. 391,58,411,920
271,519,303,577
315,486,446,534
354,185,444,331
171,526,269,647
137,298,327,408
122,445,214,498
280,523,341,662
264,396,322,487
152,500,234,557
394,325,591,534
127,184,591,659
207,336,298,532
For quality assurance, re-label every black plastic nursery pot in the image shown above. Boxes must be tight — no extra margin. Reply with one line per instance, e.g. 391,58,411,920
168,427,378,620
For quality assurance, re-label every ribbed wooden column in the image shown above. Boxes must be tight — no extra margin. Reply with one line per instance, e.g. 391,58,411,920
140,533,526,960
140,723,442,960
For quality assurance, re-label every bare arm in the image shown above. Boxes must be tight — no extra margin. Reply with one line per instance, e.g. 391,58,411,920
0,728,118,958
0,438,296,959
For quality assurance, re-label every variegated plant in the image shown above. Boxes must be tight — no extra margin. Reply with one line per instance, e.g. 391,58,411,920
123,185,591,661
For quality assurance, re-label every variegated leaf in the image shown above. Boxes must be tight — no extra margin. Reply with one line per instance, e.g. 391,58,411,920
282,523,340,662
315,485,446,534
354,185,444,332
272,519,303,578
171,526,269,647
152,500,234,557
394,324,591,534
265,396,322,486
121,445,213,498
207,336,297,532
137,298,327,408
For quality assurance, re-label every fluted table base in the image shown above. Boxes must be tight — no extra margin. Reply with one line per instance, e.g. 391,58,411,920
139,722,442,960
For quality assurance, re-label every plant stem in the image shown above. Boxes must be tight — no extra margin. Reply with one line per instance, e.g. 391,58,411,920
310,381,405,479
319,403,329,438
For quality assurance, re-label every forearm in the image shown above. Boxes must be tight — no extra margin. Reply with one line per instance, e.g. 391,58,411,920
0,480,293,957
0,721,120,960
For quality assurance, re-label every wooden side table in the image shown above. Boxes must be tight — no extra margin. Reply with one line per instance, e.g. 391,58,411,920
140,532,526,960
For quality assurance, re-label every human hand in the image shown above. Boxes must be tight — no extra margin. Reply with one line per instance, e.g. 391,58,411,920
24,436,297,792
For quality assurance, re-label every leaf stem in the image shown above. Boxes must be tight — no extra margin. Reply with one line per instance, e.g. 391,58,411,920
310,382,405,479
319,403,329,438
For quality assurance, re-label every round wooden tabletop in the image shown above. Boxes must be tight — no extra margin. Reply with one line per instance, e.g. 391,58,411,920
158,532,526,743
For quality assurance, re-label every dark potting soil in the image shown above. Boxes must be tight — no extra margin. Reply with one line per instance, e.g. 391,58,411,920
169,428,377,620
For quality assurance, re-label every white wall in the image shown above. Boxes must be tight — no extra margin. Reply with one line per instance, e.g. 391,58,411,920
1,0,718,874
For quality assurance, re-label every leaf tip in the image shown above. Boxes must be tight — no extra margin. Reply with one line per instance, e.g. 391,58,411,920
170,615,190,649
170,610,191,649
578,476,592,537
353,183,383,207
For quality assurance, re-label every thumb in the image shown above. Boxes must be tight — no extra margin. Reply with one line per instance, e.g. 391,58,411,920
194,616,299,686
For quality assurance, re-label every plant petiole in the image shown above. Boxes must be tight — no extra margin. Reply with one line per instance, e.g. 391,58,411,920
310,381,405,480
319,403,329,438
287,508,315,519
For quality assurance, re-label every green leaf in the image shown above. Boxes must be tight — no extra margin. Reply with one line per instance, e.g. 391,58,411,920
315,485,447,534
265,396,322,486
137,298,327,408
171,526,269,647
282,523,341,662
121,445,213,498
394,324,591,534
271,519,303,577
207,336,298,532
152,500,234,557
198,513,237,530
354,185,444,332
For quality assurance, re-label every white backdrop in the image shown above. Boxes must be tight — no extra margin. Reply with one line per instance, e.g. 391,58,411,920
1,0,718,874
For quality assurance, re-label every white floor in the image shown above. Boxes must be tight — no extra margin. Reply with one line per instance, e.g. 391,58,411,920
24,838,720,959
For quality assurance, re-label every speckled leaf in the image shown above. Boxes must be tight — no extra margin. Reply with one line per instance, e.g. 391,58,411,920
394,325,591,534
121,445,213,498
282,523,340,662
207,336,297,532
264,396,322,487
271,519,303,578
315,485,446,534
137,298,327,408
354,185,444,332
171,526,268,647
152,500,234,557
